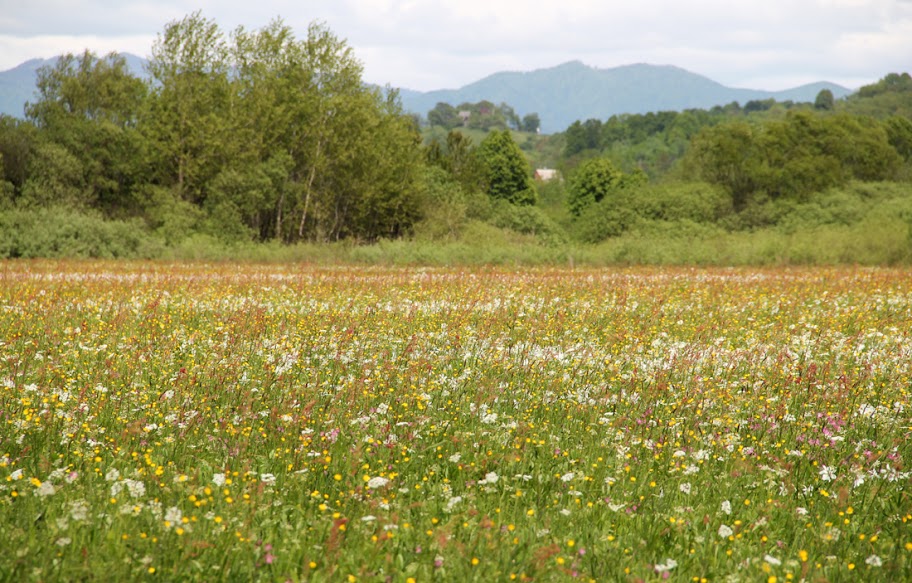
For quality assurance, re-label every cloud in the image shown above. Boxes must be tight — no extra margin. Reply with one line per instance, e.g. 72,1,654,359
1,0,909,89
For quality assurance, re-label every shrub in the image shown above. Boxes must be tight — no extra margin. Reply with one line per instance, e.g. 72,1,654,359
0,207,162,258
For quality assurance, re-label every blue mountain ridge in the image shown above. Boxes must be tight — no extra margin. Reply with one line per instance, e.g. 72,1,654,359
1,56,851,133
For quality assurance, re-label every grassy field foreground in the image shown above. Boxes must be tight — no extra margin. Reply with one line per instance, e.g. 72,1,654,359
1,262,911,581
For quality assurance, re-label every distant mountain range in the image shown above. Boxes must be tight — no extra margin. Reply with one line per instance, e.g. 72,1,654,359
397,61,853,132
1,56,852,133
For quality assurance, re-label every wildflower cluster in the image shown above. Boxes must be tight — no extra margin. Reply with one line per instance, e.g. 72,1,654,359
1,263,910,580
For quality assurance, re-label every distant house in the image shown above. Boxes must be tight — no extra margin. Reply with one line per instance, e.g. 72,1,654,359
534,168,559,181
458,111,471,126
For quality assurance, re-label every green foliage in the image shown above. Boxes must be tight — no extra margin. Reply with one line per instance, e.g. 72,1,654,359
0,116,37,197
814,89,835,111
19,141,87,208
141,185,204,246
521,113,540,133
572,181,732,243
841,72,912,118
476,130,536,205
686,111,903,208
886,115,912,161
427,102,461,129
489,199,567,245
566,157,645,216
0,207,160,258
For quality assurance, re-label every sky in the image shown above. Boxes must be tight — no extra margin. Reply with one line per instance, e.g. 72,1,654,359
0,0,910,92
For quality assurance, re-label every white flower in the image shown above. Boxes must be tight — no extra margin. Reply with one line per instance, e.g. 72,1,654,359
560,472,575,482
361,515,377,522
480,412,498,424
36,481,55,497
865,555,882,567
560,508,571,516
125,479,146,498
260,473,277,485
796,506,808,516
212,473,226,487
448,453,461,463
69,500,89,521
679,483,692,495
105,468,121,482
376,403,389,415
9,469,22,481
721,500,732,515
367,476,389,489
55,537,72,547
857,403,876,418
718,524,733,538
819,465,837,482
654,558,678,573
124,479,146,498
164,506,182,524
479,471,499,485
444,495,463,513
764,555,781,566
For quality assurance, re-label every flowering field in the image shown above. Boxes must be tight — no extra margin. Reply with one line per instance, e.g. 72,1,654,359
1,262,911,582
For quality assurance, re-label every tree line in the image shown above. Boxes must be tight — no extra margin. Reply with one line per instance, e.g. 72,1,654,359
0,11,909,256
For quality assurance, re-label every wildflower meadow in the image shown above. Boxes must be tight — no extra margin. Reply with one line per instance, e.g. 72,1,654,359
1,261,911,582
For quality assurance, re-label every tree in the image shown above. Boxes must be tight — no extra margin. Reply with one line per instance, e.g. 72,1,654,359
25,51,148,215
567,157,639,216
476,130,536,205
0,116,37,200
427,102,461,129
521,113,541,133
885,115,912,161
564,118,602,157
814,89,835,111
686,122,759,209
426,130,485,194
144,11,231,203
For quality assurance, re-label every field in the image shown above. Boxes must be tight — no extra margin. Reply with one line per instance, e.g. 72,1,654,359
1,261,911,582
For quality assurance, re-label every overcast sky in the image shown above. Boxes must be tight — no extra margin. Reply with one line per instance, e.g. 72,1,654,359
1,0,910,91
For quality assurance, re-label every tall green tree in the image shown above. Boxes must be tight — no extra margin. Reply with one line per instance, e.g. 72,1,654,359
476,130,536,205
25,51,148,214
814,89,835,111
144,11,231,203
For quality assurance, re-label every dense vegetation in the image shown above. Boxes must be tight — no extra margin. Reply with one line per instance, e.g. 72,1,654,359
0,11,910,263
3,263,912,581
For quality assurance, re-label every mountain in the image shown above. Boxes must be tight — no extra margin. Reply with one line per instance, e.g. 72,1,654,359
0,54,148,118
2,56,852,133
395,61,853,133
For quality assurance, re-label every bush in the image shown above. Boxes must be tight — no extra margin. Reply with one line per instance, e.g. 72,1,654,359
489,200,568,245
0,207,162,258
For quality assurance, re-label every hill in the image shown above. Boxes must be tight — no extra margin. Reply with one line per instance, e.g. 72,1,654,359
1,56,854,133
397,61,852,133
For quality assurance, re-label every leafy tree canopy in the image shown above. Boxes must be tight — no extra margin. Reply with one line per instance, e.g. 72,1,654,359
476,130,536,205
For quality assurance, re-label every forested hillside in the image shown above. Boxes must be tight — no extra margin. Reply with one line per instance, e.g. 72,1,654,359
0,12,910,264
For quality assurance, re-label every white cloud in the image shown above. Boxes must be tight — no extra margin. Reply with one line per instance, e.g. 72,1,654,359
1,0,909,89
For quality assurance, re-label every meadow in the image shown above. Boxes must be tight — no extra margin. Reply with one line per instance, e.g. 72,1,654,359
1,261,911,582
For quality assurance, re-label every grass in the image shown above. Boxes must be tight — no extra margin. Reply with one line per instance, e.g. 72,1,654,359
1,262,911,581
